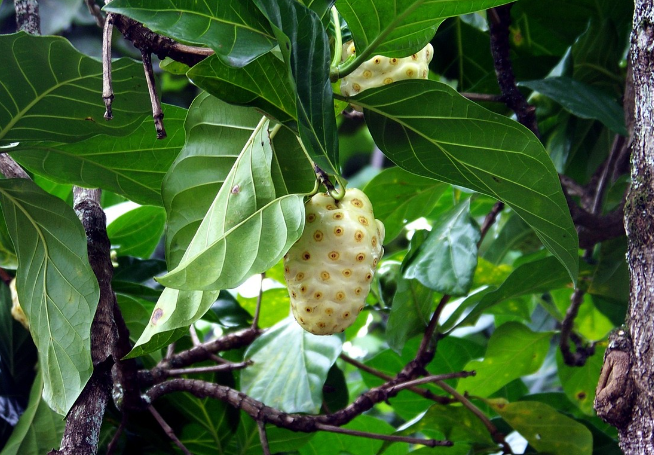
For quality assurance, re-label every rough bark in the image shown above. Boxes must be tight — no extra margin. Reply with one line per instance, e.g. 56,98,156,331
617,0,654,452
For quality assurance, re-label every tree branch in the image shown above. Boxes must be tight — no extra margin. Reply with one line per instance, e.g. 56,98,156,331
0,154,30,179
14,0,40,34
314,423,451,447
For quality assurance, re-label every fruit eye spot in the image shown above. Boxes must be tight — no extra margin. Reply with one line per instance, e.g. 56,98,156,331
299,317,305,323
390,58,398,65
373,57,382,64
351,198,363,208
383,77,393,85
372,236,378,247
363,70,372,78
317,322,326,328
358,306,364,313
324,307,334,315
326,204,336,210
365,273,372,281
372,258,379,267
302,252,311,260
296,272,305,281
320,271,330,280
313,230,324,241
354,287,362,295
354,230,364,242
356,253,366,262
342,269,352,277
411,54,419,60
342,312,351,319
335,291,345,300
406,68,415,77
422,69,428,78
352,83,361,93
328,251,340,260
334,227,344,236
314,292,323,300
291,291,297,298
333,212,344,220
358,216,369,226
305,307,313,313
300,285,307,293
307,213,316,223
284,266,290,273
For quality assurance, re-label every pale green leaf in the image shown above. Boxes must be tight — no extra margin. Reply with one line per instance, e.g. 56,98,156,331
355,80,579,285
107,206,165,259
457,322,552,397
104,0,276,67
556,346,605,416
386,277,432,353
0,33,149,144
241,317,342,414
490,400,593,455
9,104,185,206
0,179,99,415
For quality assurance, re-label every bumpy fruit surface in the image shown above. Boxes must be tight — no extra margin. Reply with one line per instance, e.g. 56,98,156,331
284,189,385,335
340,42,434,97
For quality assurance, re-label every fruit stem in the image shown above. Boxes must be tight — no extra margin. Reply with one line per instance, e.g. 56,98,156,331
313,163,346,201
329,7,343,82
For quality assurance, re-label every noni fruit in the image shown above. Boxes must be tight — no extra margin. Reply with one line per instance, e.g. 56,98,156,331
340,42,433,97
284,189,385,335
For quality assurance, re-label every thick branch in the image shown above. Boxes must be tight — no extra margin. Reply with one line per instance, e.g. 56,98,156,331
0,154,30,179
14,0,40,34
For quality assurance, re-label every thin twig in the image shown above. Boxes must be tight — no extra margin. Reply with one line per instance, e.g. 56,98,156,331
479,202,505,243
414,295,450,366
314,423,451,447
252,273,265,330
167,361,252,376
105,416,127,455
460,92,504,103
258,421,271,455
559,288,595,366
189,324,202,346
165,343,176,360
83,0,104,27
102,13,115,120
141,50,166,138
436,380,514,454
0,154,30,179
386,373,475,395
148,406,192,455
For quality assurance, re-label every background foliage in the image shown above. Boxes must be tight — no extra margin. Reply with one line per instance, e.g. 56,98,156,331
0,0,631,454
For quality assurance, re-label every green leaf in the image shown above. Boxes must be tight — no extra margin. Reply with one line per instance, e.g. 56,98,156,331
127,287,218,358
336,0,514,58
9,104,185,206
356,80,578,285
519,77,626,135
163,93,263,269
413,403,494,445
158,119,305,291
451,256,572,329
489,400,593,455
363,166,447,242
0,33,149,144
556,346,605,416
299,415,398,455
238,287,292,329
457,322,552,397
386,277,432,353
0,180,99,414
225,411,314,455
241,317,342,413
187,53,297,124
0,213,17,269
115,293,153,345
254,0,339,174
482,213,536,264
0,369,64,455
104,0,276,67
107,206,165,259
403,200,480,295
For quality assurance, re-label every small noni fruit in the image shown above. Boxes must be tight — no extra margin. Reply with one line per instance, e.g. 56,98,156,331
340,41,434,97
284,189,385,335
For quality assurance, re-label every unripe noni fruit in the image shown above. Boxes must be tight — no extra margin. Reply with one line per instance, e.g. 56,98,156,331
284,189,385,335
340,41,433,98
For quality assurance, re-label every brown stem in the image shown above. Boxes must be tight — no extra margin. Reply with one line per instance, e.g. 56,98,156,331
479,201,505,244
14,0,40,34
252,273,265,329
258,421,271,455
460,92,504,103
141,50,166,138
102,14,115,120
560,288,596,366
314,423,451,447
148,406,192,455
167,361,252,377
83,0,104,27
0,154,30,179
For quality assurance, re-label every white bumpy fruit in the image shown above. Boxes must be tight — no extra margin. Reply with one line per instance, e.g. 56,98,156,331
340,41,434,98
284,189,385,335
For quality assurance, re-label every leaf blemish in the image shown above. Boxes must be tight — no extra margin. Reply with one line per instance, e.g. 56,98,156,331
231,184,240,194
151,308,164,325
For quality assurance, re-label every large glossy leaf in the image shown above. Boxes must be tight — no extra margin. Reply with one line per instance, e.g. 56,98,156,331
187,53,297,124
489,400,593,455
0,369,64,455
556,346,605,416
158,119,305,291
254,0,339,175
386,277,432,353
8,105,185,206
403,200,480,295
355,80,579,284
363,166,447,242
107,206,165,259
241,318,342,413
519,77,627,135
104,0,276,67
0,179,99,415
0,33,149,144
457,322,551,397
336,0,514,58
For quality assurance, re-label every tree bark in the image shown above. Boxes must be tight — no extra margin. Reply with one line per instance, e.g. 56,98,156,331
617,0,654,452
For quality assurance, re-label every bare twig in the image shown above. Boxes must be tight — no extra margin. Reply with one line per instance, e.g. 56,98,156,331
83,0,104,27
102,14,115,120
314,423,451,447
14,0,40,34
258,421,271,455
479,202,505,243
148,406,192,455
0,154,30,179
460,92,504,103
165,343,176,360
189,324,202,346
141,50,166,138
560,288,596,366
105,415,127,455
167,361,252,377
